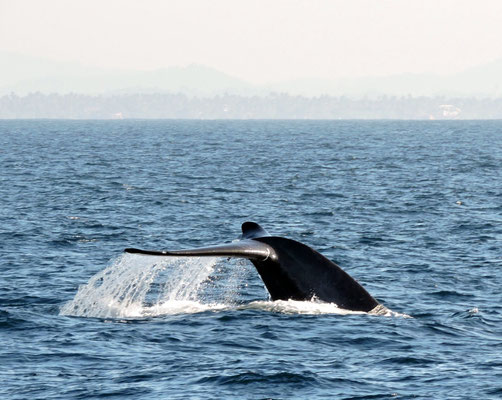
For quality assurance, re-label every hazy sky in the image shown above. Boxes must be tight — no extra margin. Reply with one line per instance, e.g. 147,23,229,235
1,0,502,83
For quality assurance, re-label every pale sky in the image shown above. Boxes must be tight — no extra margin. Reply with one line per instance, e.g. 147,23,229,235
1,0,502,83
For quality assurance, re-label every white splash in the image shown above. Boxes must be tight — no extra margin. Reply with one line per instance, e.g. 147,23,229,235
142,300,228,316
239,300,407,317
242,299,361,315
369,304,411,318
60,254,220,318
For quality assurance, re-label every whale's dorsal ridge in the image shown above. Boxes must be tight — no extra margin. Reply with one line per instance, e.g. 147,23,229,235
241,221,270,239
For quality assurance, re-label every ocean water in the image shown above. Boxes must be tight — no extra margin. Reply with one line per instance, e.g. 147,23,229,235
1,119,501,399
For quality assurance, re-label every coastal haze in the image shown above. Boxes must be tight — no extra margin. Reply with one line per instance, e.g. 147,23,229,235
1,0,502,117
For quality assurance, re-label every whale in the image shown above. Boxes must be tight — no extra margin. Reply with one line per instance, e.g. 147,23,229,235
125,222,380,312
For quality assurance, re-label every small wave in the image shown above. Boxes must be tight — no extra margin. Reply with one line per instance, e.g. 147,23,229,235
429,290,474,300
378,356,436,366
197,370,318,386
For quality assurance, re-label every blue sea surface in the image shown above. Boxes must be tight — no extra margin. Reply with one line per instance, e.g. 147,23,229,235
1,120,501,399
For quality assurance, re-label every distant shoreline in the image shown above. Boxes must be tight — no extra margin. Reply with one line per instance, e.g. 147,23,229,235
2,92,502,120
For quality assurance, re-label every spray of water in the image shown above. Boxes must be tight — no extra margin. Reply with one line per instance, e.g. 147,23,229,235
60,254,220,318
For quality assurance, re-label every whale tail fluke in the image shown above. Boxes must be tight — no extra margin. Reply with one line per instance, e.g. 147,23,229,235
125,239,276,262
124,222,380,312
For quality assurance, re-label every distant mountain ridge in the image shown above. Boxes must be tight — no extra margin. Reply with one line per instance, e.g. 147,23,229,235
1,52,502,98
0,53,255,96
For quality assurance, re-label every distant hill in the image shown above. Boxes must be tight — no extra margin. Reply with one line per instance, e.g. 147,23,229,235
1,52,502,98
266,59,502,98
451,58,502,97
0,53,254,96
0,53,96,86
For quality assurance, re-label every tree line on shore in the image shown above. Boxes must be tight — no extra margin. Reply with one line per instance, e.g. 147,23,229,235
1,92,502,119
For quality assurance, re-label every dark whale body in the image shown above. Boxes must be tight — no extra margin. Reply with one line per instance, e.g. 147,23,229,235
125,222,379,312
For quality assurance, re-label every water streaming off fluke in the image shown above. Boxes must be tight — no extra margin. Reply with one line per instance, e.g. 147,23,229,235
60,254,220,318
